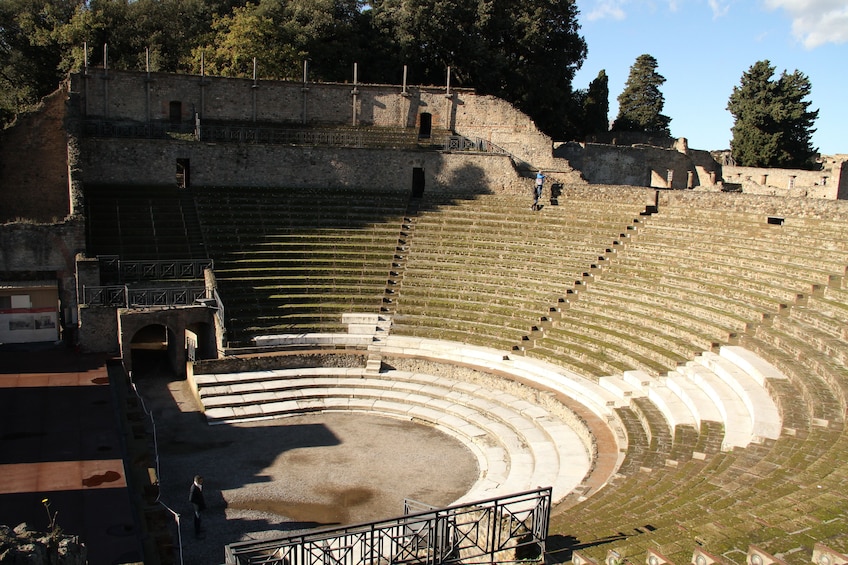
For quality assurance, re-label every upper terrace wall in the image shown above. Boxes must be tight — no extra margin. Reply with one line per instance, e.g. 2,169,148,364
70,70,559,173
79,138,526,195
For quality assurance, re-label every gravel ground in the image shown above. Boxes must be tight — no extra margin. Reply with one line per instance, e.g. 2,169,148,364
133,374,480,565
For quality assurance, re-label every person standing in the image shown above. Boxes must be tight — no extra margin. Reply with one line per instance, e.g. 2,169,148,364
189,475,206,538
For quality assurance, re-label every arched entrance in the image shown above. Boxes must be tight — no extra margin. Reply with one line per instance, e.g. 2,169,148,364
129,324,179,377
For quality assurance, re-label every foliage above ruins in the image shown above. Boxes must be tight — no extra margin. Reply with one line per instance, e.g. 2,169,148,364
727,60,819,170
0,0,590,140
611,54,671,137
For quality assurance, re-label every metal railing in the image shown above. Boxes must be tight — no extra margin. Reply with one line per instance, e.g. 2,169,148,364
82,285,209,308
225,487,551,565
83,120,195,139
98,256,213,283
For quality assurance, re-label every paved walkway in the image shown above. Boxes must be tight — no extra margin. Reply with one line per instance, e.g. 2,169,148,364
0,344,143,565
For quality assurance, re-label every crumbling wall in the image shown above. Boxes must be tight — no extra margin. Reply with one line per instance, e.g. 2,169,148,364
0,86,72,223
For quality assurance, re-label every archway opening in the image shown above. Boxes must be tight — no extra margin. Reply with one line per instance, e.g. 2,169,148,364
130,324,177,377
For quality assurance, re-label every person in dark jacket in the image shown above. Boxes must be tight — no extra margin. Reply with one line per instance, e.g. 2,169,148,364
189,475,206,537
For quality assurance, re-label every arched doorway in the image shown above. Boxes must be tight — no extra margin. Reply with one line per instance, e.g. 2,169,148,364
129,324,178,377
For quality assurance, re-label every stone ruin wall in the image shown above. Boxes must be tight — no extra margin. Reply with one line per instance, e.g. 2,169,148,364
723,158,848,200
79,137,526,194
554,141,720,190
0,87,73,223
72,70,559,176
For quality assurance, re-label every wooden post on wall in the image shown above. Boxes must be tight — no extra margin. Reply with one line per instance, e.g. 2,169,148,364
102,44,109,118
301,60,309,124
444,66,454,130
251,57,258,122
351,62,359,127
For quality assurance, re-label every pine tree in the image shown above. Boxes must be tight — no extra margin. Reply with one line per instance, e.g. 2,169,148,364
583,69,609,136
727,60,818,169
612,54,671,136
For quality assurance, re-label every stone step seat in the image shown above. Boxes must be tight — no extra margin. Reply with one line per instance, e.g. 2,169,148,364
630,240,844,286
611,406,653,474
586,277,748,336
205,233,401,248
534,324,669,376
599,262,782,318
636,216,848,254
742,334,845,425
394,289,567,319
528,342,631,379
372,336,626,419
623,242,834,293
398,270,579,299
411,220,635,242
633,224,848,272
775,314,847,363
695,351,784,441
613,254,806,306
251,333,376,348
392,300,545,326
565,296,724,351
676,361,755,450
543,316,686,375
809,289,848,323
629,397,675,468
405,242,608,265
194,368,591,503
621,370,698,431
753,326,848,412
387,324,521,354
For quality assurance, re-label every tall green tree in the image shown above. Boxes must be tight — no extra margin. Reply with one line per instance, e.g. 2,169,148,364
582,69,609,136
612,54,670,136
369,0,587,139
0,0,84,124
727,60,818,169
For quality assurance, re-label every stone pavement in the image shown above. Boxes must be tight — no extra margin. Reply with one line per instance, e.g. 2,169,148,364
0,343,143,565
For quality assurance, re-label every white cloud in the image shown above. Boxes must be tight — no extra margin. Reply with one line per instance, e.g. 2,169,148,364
764,0,848,48
708,0,731,19
584,0,629,21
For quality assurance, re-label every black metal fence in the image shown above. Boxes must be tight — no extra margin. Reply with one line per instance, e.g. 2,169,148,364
98,256,213,284
82,285,208,308
225,487,551,565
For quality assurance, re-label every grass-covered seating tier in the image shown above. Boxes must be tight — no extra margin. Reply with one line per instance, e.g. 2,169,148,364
194,186,409,344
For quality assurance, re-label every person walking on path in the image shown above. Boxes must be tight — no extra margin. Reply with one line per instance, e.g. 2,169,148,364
189,475,206,538
533,172,545,210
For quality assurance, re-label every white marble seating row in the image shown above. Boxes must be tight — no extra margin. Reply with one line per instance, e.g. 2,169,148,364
192,365,592,505
599,345,785,452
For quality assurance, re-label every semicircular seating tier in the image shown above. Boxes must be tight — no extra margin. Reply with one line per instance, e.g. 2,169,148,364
189,185,848,563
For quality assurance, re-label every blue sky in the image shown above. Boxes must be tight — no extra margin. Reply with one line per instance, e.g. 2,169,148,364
572,0,848,154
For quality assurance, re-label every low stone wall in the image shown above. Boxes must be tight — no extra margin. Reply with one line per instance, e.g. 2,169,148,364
193,352,367,375
657,189,848,220
723,164,843,199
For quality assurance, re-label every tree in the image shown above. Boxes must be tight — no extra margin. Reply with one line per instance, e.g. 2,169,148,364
582,69,609,136
612,54,670,136
369,0,587,139
727,60,818,169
